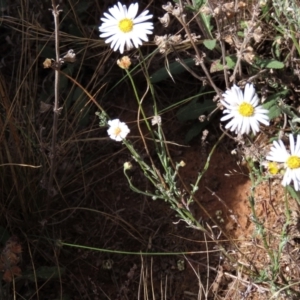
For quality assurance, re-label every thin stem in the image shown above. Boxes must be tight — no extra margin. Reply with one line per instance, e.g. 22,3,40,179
125,68,166,188
290,25,300,57
176,1,222,97
47,1,61,199
125,69,151,132
231,9,258,82
186,0,213,39
138,49,158,115
215,22,229,88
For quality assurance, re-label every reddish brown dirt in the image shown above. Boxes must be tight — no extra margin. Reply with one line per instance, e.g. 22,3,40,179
164,137,300,299
179,143,251,233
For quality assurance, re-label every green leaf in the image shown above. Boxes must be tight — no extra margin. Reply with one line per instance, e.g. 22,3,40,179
237,31,244,37
38,45,56,59
176,99,216,122
59,64,75,91
240,21,248,29
255,58,284,69
75,1,91,14
150,58,194,83
292,117,300,123
64,72,83,110
23,266,65,282
78,106,90,127
67,24,84,38
201,13,212,35
185,5,195,11
268,104,281,120
185,0,205,10
0,226,10,245
210,55,236,73
280,103,297,118
272,37,282,59
185,122,208,143
203,39,216,50
0,0,8,11
67,85,90,127
263,90,289,105
262,90,291,120
286,185,300,205
225,56,237,68
262,100,281,120
210,60,223,73
72,86,87,111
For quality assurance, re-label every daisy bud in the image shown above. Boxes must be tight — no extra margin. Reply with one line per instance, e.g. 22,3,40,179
267,162,279,175
117,56,131,70
43,58,52,68
179,161,186,167
124,162,133,170
158,13,170,27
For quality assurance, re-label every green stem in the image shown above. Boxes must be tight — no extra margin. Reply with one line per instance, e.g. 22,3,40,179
138,49,158,115
290,25,300,56
125,69,152,132
60,241,215,255
188,133,225,202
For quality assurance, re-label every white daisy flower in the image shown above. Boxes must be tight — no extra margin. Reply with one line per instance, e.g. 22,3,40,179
107,119,130,141
221,83,269,135
266,134,300,190
99,2,153,54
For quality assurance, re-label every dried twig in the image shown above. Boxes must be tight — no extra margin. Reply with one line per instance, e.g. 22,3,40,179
47,0,62,200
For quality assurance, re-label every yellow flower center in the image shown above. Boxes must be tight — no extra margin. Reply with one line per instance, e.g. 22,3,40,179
119,18,133,33
238,102,254,117
114,127,122,136
268,162,279,174
287,155,300,169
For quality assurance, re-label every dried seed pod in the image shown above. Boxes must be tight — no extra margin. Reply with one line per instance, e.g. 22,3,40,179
158,12,170,27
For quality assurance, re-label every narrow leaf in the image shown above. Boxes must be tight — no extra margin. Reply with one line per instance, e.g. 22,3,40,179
23,266,65,282
176,99,216,122
185,122,208,143
150,58,194,83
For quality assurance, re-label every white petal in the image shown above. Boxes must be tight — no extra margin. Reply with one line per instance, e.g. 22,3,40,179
295,135,300,155
220,113,234,121
289,134,295,154
250,119,259,135
294,180,300,191
282,170,292,186
294,168,300,181
127,2,138,19
266,139,290,163
244,83,256,103
249,94,259,106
